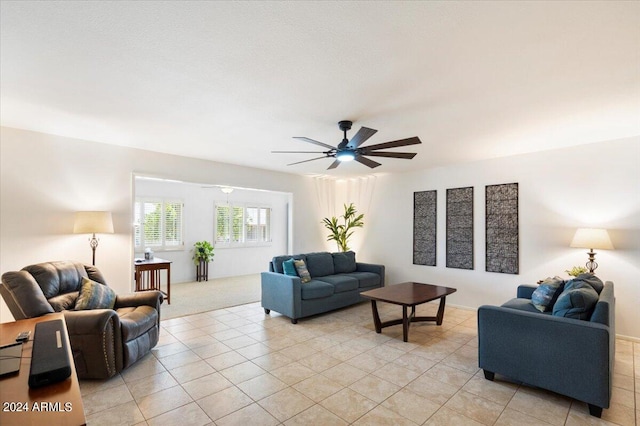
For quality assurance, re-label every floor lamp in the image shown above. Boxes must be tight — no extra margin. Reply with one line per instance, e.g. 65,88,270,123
74,211,114,266
570,228,614,273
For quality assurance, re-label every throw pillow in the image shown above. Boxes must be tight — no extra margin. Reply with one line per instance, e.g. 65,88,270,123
531,276,565,312
282,258,298,277
572,273,604,294
293,259,311,283
75,277,116,310
552,284,599,320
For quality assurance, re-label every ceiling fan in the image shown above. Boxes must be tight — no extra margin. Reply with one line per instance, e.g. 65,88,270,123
273,120,422,169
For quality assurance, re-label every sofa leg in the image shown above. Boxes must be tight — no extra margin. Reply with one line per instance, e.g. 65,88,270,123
291,318,297,324
588,404,603,418
264,308,270,314
483,370,495,381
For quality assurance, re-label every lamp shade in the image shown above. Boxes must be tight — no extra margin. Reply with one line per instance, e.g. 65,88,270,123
570,228,614,250
73,211,114,234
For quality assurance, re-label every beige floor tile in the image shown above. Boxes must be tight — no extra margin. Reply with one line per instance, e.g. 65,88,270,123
425,406,485,426
182,372,233,400
610,385,636,409
405,373,461,405
382,388,440,424
442,351,479,375
236,372,288,400
79,374,125,395
223,335,259,350
506,387,571,426
146,401,211,426
82,383,134,416
320,388,377,423
392,352,437,373
445,390,504,425
258,387,315,422
365,343,406,362
326,342,367,361
422,363,474,387
297,351,342,372
566,403,621,426
612,372,635,391
278,341,321,361
462,375,518,406
321,362,368,387
349,374,401,403
251,351,294,371
191,341,232,358
270,361,317,385
170,328,208,341
128,371,179,400
204,349,247,370
292,373,344,402
85,399,145,425
121,354,168,383
352,405,418,425
600,402,637,426
170,359,216,384
235,342,272,359
196,386,253,421
157,350,202,371
283,404,348,426
345,351,390,373
371,362,420,387
496,407,554,425
181,334,218,349
219,360,266,384
136,385,193,419
215,402,279,426
151,341,190,358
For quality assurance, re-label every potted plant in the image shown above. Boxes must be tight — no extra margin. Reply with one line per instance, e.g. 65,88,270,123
565,266,588,277
322,203,364,252
193,241,214,281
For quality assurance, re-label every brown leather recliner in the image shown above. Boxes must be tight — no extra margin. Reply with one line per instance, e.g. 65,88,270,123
0,260,162,379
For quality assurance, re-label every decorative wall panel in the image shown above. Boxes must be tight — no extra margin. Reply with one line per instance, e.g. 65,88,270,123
413,190,436,266
485,183,519,274
446,187,474,269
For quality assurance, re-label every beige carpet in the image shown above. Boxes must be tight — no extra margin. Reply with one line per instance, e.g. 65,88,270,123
160,274,261,320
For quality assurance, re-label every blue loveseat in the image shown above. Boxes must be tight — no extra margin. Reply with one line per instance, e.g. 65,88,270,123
261,251,384,323
478,276,615,417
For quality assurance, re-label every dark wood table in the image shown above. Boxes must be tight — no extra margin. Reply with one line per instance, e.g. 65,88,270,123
134,258,171,304
361,282,457,342
0,313,86,425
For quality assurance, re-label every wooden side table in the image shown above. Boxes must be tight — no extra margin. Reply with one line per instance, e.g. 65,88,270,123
0,313,86,426
134,258,171,304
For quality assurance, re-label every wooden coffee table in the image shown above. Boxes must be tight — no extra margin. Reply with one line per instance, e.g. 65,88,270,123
361,282,457,342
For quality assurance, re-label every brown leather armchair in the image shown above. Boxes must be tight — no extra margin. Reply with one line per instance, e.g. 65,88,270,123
0,261,162,379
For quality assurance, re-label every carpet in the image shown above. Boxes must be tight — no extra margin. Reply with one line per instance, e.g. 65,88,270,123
160,273,261,320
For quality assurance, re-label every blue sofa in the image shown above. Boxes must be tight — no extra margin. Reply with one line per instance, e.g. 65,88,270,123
261,251,384,323
478,278,615,417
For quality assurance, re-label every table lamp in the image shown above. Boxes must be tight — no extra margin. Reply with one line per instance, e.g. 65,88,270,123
570,228,614,273
74,211,114,265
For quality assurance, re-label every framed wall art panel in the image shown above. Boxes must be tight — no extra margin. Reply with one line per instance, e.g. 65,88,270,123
413,190,437,266
446,187,474,269
485,183,519,274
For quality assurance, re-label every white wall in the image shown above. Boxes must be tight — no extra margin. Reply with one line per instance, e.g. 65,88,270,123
0,127,323,323
134,178,291,282
359,136,640,339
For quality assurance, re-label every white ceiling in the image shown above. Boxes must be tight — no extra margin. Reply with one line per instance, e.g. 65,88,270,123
1,1,639,177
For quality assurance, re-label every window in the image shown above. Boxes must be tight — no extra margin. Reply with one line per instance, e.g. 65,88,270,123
215,204,272,246
134,199,184,250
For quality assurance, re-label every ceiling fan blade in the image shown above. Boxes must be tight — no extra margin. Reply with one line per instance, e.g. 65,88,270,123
293,137,335,150
272,151,327,154
361,151,417,159
355,156,382,168
347,127,378,149
363,137,422,151
327,160,341,169
286,156,329,166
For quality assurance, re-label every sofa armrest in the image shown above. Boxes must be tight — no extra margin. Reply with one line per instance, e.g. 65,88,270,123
356,263,385,286
115,291,163,311
516,285,537,299
260,272,302,319
478,305,611,408
63,309,123,378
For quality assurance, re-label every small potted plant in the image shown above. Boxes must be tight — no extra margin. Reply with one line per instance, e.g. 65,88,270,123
565,266,588,277
193,241,214,281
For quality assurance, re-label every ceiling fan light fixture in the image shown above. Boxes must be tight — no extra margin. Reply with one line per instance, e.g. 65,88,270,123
336,150,356,162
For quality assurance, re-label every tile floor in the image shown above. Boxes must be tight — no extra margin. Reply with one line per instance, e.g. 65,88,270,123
79,301,639,425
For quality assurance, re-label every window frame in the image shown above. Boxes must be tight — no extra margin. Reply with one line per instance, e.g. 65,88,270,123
134,198,185,251
214,202,273,248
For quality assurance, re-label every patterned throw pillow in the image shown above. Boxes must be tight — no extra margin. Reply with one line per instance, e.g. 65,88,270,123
282,258,298,277
293,259,311,283
531,276,565,312
75,277,116,310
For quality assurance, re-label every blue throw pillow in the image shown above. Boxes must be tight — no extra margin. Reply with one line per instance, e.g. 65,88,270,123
571,273,604,294
282,258,298,277
552,284,599,320
531,276,565,312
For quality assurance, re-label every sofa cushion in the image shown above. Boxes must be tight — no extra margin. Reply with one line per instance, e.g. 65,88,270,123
567,273,604,294
49,292,79,312
301,280,335,300
305,252,335,277
315,275,358,293
531,276,565,312
333,251,357,273
343,272,381,288
272,254,306,274
552,283,599,320
75,277,117,310
117,305,158,342
282,258,298,276
294,259,311,283
501,298,549,314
